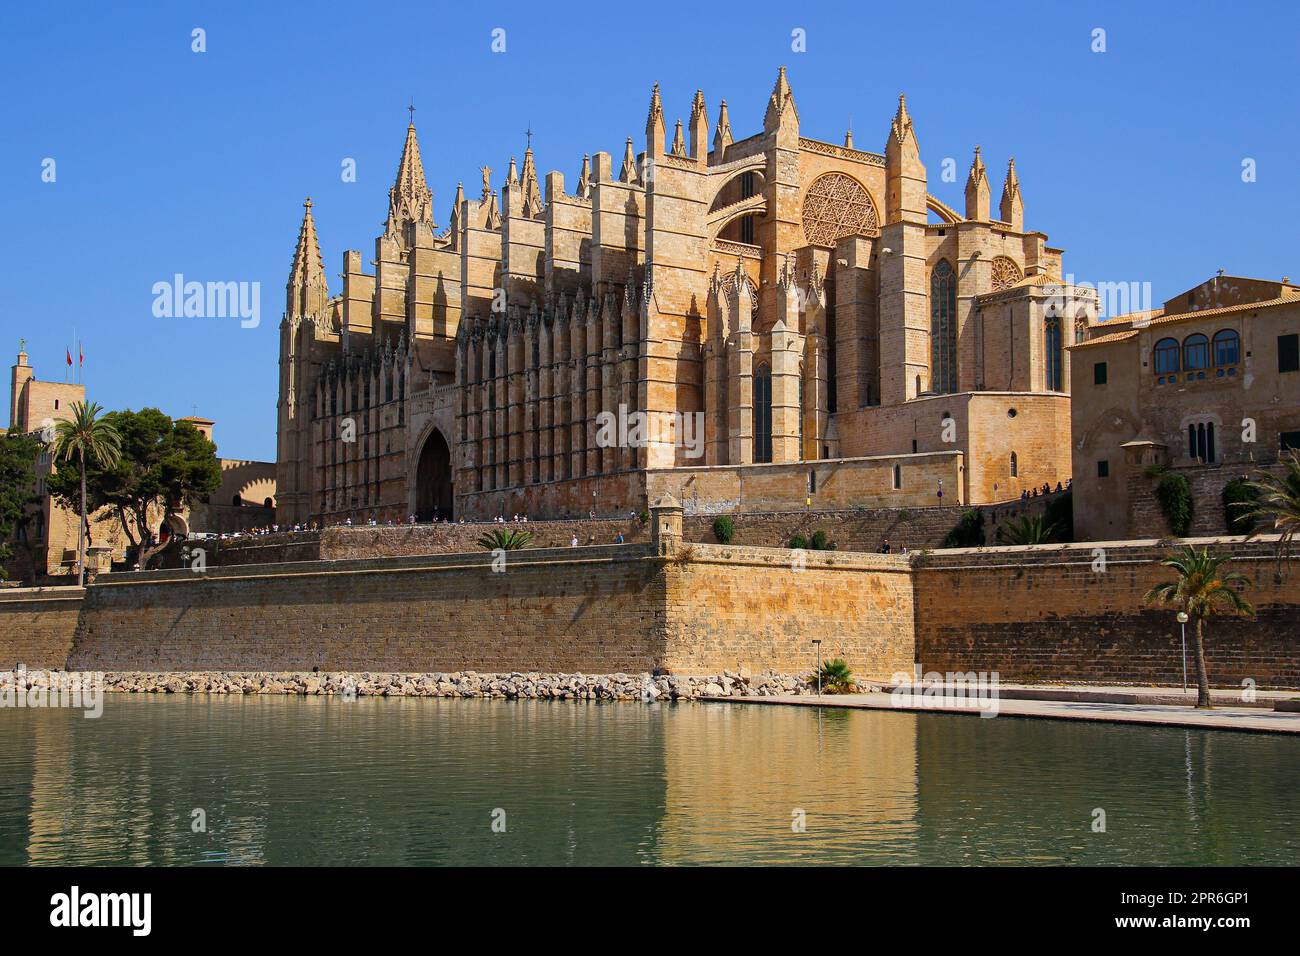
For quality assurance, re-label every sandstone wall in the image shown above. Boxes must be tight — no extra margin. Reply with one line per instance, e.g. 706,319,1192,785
915,537,1300,688
662,545,914,680
0,587,83,669
68,546,667,674
215,492,1066,566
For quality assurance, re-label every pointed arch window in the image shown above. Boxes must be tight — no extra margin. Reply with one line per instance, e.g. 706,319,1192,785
1044,315,1063,391
930,260,957,394
754,362,773,463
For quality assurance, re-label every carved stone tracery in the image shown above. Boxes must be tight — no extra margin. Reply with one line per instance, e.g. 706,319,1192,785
991,256,1022,292
800,172,879,247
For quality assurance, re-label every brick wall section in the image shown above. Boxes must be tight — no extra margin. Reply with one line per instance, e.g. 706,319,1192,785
915,537,1300,688
214,492,1065,565
1126,463,1283,538
663,545,914,680
52,543,915,677
0,587,83,669
6,535,1295,687
67,546,669,673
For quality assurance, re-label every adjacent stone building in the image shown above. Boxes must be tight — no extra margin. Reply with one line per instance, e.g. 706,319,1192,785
4,346,276,580
1070,273,1300,540
276,69,1093,525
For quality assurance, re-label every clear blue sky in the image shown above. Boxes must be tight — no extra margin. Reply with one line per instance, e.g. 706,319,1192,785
2,0,1296,460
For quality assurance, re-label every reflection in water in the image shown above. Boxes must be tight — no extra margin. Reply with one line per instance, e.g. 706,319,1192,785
0,696,1296,866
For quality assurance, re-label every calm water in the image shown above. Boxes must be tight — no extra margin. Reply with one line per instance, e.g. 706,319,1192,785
0,696,1296,866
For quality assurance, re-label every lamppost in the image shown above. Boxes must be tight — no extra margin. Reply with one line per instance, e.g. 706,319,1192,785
1176,611,1189,694
812,639,823,696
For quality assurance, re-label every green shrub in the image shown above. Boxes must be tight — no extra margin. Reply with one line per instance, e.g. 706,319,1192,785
942,509,985,548
1222,477,1259,535
808,658,855,694
788,533,809,550
1154,471,1194,537
1043,489,1074,542
712,515,735,544
809,529,835,551
1000,514,1058,545
477,528,533,551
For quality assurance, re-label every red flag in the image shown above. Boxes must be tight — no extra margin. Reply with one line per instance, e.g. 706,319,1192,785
66,348,72,367
79,343,84,366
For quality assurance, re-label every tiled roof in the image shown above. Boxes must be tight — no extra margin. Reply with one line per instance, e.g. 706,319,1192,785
1068,329,1138,349
1145,292,1300,326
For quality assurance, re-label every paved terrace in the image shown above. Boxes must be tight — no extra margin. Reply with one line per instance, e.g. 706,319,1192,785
704,689,1300,735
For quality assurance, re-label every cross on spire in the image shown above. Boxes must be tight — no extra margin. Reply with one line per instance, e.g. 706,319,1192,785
525,124,533,150
408,101,416,124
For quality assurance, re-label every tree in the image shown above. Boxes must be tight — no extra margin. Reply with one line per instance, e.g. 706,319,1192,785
1235,451,1300,578
999,514,1059,546
943,509,985,548
50,401,122,585
477,528,533,551
47,408,220,570
712,515,735,544
808,658,854,695
0,431,44,579
1144,546,1254,708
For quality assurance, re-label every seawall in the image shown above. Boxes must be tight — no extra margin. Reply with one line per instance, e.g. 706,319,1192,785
3,534,1298,688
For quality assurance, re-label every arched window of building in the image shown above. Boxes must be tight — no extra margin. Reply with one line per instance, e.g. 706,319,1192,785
1183,333,1209,371
1213,329,1240,366
930,260,957,394
1010,452,1018,477
754,362,773,463
1044,315,1063,391
892,464,902,490
1154,337,1180,376
1188,421,1217,463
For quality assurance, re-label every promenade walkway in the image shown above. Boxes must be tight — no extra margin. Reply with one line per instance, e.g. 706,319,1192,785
702,686,1300,735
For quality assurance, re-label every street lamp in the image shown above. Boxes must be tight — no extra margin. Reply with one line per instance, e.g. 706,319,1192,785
1176,611,1189,694
812,639,823,696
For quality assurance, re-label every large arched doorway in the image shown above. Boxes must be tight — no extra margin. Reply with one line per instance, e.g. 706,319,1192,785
415,429,453,521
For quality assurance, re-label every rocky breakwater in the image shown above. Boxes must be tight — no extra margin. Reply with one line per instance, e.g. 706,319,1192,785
97,670,814,700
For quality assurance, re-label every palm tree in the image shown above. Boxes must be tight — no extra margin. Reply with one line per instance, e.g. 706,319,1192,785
51,401,121,586
809,658,855,695
999,514,1058,545
1144,546,1254,708
477,528,533,551
1236,450,1300,578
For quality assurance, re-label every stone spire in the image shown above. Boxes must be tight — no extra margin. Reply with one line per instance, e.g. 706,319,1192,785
671,119,687,157
287,198,327,316
384,121,434,241
506,155,519,187
713,99,733,152
620,137,638,183
689,89,708,163
448,181,464,241
763,66,798,133
521,142,543,218
1000,156,1023,230
965,145,990,221
577,154,591,198
890,93,916,149
646,82,667,156
844,126,854,149
885,92,926,224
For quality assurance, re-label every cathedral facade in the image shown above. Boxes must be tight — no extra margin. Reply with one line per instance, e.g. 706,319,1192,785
276,69,1094,525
